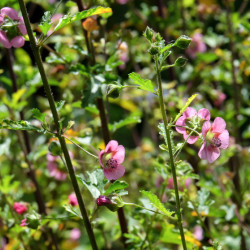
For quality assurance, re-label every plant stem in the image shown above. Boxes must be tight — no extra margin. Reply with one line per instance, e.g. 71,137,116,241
155,58,187,250
18,1,98,249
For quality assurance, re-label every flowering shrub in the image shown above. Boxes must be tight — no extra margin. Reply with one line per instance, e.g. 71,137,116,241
0,1,248,250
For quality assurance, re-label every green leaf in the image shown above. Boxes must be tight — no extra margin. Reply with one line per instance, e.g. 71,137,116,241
141,190,175,217
64,204,82,219
0,119,44,133
174,94,198,122
109,115,141,132
77,169,108,199
38,11,53,35
104,181,128,195
129,72,154,93
54,7,112,32
56,100,65,111
160,43,174,53
32,108,46,123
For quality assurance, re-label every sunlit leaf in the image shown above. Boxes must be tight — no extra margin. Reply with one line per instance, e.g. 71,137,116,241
104,180,128,195
141,190,175,218
129,72,155,93
54,7,112,32
174,94,198,122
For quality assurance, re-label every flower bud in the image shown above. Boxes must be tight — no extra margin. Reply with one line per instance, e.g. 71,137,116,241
144,26,154,43
48,141,62,156
107,84,122,99
26,213,40,229
148,45,160,55
96,195,124,212
174,56,187,67
175,35,192,49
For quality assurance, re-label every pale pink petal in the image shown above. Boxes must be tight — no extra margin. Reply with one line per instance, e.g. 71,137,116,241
98,150,105,168
70,228,81,241
218,130,229,149
1,7,19,20
103,164,125,180
105,140,118,154
184,133,198,144
199,144,220,163
185,178,192,189
112,145,125,164
198,142,207,160
0,14,4,25
10,36,25,48
198,108,210,121
18,16,27,35
201,121,211,138
47,153,59,161
176,116,186,134
212,117,226,133
0,31,11,48
183,107,197,119
194,225,203,241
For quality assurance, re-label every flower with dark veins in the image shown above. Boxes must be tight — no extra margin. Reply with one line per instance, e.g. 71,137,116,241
99,140,125,180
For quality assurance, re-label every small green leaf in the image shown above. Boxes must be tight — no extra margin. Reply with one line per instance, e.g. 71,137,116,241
174,94,198,122
104,181,128,195
54,7,112,32
56,100,65,111
0,119,44,133
141,190,175,217
32,108,46,123
129,72,154,93
64,204,82,219
38,11,53,35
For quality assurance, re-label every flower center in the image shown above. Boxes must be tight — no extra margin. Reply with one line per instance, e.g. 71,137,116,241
212,137,221,147
106,158,118,169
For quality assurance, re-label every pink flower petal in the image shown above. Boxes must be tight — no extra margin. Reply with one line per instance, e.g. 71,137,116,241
176,116,186,134
10,36,25,48
198,108,210,121
98,150,105,168
1,7,19,20
105,140,118,154
18,16,27,35
112,145,125,164
0,31,11,48
103,164,125,180
218,130,229,149
202,121,211,138
199,143,220,163
212,117,226,133
0,14,4,25
184,133,199,144
183,107,197,119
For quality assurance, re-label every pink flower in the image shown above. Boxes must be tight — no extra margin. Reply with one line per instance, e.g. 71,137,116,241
20,218,27,227
47,161,67,181
186,33,206,59
46,152,73,181
96,195,112,206
184,178,192,189
13,202,27,215
193,225,203,241
214,91,226,107
198,117,229,163
176,107,210,144
99,140,125,180
0,7,27,48
116,0,128,4
70,228,81,241
68,193,78,206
